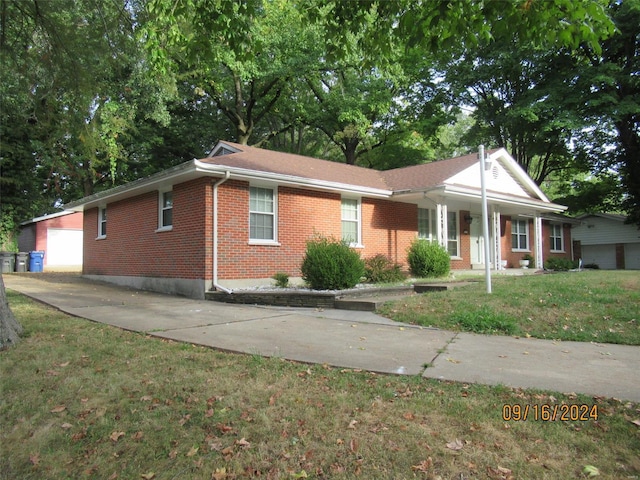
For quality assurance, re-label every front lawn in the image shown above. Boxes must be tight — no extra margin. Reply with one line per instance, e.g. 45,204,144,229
1,290,639,479
379,270,640,345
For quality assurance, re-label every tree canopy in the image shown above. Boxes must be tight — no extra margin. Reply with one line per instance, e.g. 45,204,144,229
3,0,637,236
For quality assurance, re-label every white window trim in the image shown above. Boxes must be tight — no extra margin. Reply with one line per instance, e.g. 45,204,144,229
249,185,279,245
550,223,564,252
418,208,436,242
156,189,173,232
341,197,363,248
447,210,460,258
96,206,107,239
511,218,530,252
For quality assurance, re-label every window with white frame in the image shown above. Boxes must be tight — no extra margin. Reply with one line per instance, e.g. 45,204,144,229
249,186,276,241
511,219,529,250
98,207,107,237
341,198,360,245
447,211,459,256
159,190,173,229
418,208,437,241
550,223,563,252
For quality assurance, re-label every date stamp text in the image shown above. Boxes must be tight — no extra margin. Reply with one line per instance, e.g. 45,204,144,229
502,403,598,422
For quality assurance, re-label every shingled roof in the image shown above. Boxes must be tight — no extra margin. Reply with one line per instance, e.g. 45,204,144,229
203,141,480,193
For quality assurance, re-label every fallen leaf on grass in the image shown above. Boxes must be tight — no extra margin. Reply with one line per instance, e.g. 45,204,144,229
109,431,125,442
186,446,199,457
411,458,433,472
487,465,513,479
179,414,191,426
29,453,40,466
235,438,251,448
140,473,155,480
50,405,66,413
583,465,600,477
446,439,464,451
630,419,640,427
347,420,358,429
61,423,73,430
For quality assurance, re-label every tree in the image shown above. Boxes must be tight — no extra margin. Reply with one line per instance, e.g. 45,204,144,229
575,0,640,224
0,275,22,350
439,38,588,184
144,0,323,145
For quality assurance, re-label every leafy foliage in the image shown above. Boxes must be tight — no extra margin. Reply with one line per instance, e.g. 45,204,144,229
406,240,450,278
300,236,364,290
271,272,290,288
544,258,579,271
363,254,406,284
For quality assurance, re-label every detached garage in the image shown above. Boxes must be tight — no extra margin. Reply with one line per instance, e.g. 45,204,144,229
572,214,640,270
18,211,84,271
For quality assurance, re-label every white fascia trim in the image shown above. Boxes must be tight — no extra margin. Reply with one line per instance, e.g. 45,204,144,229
64,161,198,211
489,149,551,202
432,185,567,213
194,161,393,198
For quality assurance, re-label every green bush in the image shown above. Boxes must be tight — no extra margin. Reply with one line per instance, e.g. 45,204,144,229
544,257,579,271
271,272,290,288
364,254,406,284
406,239,450,278
301,236,365,290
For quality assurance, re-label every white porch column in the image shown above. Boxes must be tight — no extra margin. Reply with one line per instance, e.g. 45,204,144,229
534,213,543,269
436,203,448,248
492,207,502,270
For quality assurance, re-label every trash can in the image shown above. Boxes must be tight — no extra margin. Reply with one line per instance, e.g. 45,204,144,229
15,252,29,272
29,251,45,272
0,252,15,273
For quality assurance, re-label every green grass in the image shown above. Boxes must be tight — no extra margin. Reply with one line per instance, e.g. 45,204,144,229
2,290,640,479
379,271,640,345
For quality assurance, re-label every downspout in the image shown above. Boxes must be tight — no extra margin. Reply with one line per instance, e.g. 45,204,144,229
213,172,231,293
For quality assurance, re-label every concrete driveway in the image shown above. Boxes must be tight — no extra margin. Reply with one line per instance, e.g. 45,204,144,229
4,273,639,402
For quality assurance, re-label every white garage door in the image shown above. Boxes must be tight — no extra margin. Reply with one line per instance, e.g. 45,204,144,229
47,229,83,266
581,244,616,270
624,243,640,269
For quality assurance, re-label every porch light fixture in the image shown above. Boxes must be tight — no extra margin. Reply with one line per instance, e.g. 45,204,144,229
464,214,473,224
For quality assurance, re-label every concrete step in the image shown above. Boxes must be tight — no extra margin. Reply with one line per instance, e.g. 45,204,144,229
334,293,417,312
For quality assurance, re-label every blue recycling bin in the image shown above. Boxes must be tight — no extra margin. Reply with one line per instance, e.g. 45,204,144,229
29,251,45,272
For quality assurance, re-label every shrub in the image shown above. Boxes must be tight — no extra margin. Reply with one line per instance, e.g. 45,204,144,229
300,236,365,290
272,272,289,288
544,258,579,271
364,254,406,284
406,239,450,278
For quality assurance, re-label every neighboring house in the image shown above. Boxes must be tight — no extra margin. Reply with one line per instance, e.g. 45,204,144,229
572,214,640,269
18,211,84,271
65,141,571,298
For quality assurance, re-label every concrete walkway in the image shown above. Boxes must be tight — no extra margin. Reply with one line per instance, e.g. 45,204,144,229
4,273,639,402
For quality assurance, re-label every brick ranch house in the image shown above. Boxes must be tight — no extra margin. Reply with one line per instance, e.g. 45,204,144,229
65,141,572,299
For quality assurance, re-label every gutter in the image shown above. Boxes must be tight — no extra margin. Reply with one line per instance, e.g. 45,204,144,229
213,172,232,294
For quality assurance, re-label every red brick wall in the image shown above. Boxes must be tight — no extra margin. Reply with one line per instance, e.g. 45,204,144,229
83,178,212,279
217,181,342,279
216,182,421,279
360,198,417,267
502,217,572,268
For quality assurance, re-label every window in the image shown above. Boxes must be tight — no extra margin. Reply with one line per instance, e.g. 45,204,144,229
447,211,459,256
98,207,107,237
418,208,436,241
249,186,276,241
550,223,563,252
512,219,529,250
341,198,361,245
159,190,173,229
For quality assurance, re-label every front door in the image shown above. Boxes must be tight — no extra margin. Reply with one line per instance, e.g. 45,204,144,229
470,215,484,265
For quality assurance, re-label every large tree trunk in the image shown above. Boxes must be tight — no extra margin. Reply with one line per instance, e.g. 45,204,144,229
0,275,23,350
